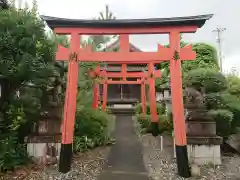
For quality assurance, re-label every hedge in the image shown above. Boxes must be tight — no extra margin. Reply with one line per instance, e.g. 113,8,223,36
208,109,233,139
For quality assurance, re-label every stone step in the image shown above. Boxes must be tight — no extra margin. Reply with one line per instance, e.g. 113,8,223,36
108,107,135,115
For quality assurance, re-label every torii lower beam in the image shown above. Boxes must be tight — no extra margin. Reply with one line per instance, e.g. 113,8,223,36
56,43,196,63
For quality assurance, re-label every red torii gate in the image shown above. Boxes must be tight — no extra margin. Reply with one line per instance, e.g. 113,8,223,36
99,78,145,111
89,63,161,116
42,14,212,178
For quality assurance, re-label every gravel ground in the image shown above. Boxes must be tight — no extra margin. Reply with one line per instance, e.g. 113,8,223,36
1,146,111,180
132,117,240,180
139,134,240,180
0,115,116,180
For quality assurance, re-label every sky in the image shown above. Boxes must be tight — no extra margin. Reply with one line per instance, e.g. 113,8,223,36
24,0,239,74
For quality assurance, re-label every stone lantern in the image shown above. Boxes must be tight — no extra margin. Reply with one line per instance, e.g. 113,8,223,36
184,87,222,165
26,75,63,165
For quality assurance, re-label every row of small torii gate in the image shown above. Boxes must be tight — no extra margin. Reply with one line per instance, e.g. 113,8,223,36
89,61,161,114
43,13,213,178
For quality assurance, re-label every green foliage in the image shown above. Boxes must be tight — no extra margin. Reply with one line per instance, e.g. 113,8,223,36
0,9,54,81
135,102,165,115
220,93,240,133
0,136,28,171
184,67,240,136
136,113,173,135
155,70,169,91
135,102,173,134
205,93,222,109
73,107,113,152
135,114,151,133
208,109,233,138
183,68,227,93
0,3,117,171
158,113,173,134
182,43,219,72
0,105,28,171
155,43,219,89
0,6,56,170
225,75,240,99
204,92,240,134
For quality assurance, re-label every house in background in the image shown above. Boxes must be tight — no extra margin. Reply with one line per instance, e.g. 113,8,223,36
98,36,148,104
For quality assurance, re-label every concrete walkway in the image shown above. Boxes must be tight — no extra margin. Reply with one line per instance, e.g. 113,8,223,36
98,114,149,180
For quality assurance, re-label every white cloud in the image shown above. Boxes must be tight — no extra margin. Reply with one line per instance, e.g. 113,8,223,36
223,54,240,75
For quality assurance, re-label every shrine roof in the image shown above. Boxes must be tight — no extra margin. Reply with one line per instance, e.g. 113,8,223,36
98,35,141,52
41,14,213,29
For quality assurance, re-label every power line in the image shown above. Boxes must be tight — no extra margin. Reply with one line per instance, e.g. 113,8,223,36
212,27,226,72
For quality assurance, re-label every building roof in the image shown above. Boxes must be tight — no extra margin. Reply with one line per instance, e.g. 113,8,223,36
41,14,213,29
98,35,141,52
98,36,145,70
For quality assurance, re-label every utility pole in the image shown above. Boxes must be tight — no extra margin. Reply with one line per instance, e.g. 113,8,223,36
212,27,226,72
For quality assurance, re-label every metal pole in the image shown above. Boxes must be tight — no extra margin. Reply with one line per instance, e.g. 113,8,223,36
212,27,226,72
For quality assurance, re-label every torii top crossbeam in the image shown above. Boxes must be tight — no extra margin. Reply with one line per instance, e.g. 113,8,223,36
42,14,212,33
42,14,212,64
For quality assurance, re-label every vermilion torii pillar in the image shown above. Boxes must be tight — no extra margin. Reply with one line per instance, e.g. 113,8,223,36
92,64,100,109
148,62,159,136
58,33,79,173
141,78,147,115
43,14,212,177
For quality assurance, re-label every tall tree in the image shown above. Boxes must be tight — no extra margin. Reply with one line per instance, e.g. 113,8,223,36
92,5,116,49
0,0,9,9
0,3,57,169
98,4,116,20
76,5,117,108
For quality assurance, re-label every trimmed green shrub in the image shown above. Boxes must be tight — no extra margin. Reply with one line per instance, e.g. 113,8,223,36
205,93,222,109
136,113,173,135
0,136,28,171
208,109,233,139
220,93,240,133
183,68,227,93
135,102,165,115
158,113,173,134
225,75,240,99
74,107,113,152
136,113,151,133
182,43,219,72
135,103,143,115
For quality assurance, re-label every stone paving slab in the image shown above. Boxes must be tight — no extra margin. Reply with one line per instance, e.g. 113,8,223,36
98,114,149,180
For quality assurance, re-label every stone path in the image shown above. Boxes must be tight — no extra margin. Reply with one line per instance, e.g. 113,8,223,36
98,114,149,180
